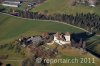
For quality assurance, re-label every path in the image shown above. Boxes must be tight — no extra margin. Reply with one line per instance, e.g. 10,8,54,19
0,12,100,37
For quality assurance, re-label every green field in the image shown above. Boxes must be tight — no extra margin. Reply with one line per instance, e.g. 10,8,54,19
0,13,100,66
0,13,84,43
32,0,100,15
0,0,100,66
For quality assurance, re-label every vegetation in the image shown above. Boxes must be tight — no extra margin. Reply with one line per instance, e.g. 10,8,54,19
0,12,100,66
0,44,24,66
0,13,85,43
32,0,100,15
53,55,95,66
1,0,100,34
86,36,100,55
0,0,100,65
9,10,100,34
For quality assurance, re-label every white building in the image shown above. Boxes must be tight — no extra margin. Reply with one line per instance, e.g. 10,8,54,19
54,32,71,45
2,1,21,7
47,32,71,45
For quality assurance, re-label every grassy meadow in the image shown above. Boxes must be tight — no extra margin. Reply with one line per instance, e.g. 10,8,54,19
0,0,100,66
0,13,84,43
32,0,100,15
0,12,100,66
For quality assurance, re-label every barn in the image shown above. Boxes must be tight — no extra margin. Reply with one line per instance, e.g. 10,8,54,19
2,1,21,7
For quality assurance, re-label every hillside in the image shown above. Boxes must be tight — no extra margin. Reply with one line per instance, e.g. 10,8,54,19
0,0,100,66
0,13,100,66
0,13,84,43
32,0,100,15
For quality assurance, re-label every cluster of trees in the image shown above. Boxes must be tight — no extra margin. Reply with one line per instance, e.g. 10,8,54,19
0,1,100,34
21,44,58,66
0,6,6,12
12,10,100,34
22,57,48,66
0,44,15,50
0,43,24,54
0,5,100,34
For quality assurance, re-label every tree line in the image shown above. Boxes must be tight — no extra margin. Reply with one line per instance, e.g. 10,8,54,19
0,7,100,34
12,10,100,34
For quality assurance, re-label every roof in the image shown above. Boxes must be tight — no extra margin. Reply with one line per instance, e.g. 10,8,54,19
4,1,20,3
2,1,21,7
53,32,71,45
65,32,70,36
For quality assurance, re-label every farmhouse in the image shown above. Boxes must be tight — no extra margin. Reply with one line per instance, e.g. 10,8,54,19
19,36,44,47
18,32,71,47
2,1,21,7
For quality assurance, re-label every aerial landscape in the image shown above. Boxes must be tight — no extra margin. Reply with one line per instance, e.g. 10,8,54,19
0,0,100,66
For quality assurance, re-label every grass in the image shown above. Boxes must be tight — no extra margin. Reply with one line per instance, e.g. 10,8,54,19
0,13,100,66
0,49,24,60
0,13,84,43
0,48,24,66
3,61,22,66
0,12,85,65
32,0,100,15
48,44,99,66
52,56,95,66
0,0,100,66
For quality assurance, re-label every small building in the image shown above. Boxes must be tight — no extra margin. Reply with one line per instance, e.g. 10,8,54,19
2,1,21,7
